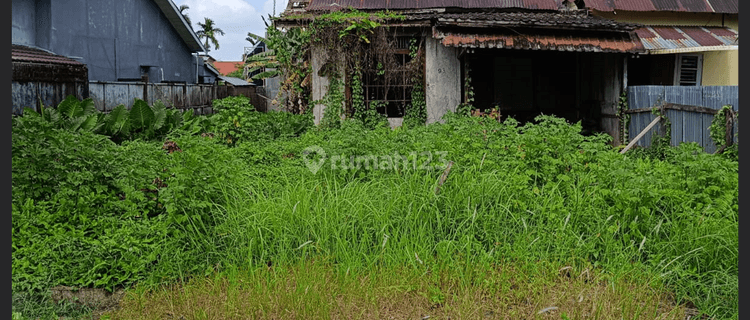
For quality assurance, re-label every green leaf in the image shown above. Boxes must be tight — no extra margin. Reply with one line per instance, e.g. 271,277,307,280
252,70,280,80
152,100,167,130
106,105,130,136
57,95,84,119
79,114,100,132
129,99,155,130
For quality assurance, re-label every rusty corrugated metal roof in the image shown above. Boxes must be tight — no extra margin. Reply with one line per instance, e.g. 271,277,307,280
634,26,738,53
433,28,642,52
587,0,737,13
286,0,737,13
435,11,641,31
300,0,559,12
12,44,84,66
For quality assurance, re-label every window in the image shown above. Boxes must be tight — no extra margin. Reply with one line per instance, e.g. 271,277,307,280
361,36,419,118
674,54,703,86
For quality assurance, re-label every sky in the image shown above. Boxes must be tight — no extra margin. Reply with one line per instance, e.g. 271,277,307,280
173,0,289,62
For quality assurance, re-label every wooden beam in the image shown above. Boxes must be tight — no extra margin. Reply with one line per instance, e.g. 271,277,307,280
620,115,662,154
625,103,719,115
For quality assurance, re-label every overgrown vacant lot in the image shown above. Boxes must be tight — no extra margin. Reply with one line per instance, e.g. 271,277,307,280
12,97,737,319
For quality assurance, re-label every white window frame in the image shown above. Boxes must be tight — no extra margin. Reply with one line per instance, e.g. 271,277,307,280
673,53,703,86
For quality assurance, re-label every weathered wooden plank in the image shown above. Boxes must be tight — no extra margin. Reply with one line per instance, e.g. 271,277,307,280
188,85,201,108
105,83,128,111
621,115,662,153
12,81,38,114
625,103,719,115
38,83,57,109
172,84,185,108
127,84,143,107
89,82,105,111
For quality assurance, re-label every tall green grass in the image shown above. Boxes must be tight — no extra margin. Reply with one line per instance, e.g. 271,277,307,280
13,112,738,319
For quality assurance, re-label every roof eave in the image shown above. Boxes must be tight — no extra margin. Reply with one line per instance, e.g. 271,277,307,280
153,0,207,53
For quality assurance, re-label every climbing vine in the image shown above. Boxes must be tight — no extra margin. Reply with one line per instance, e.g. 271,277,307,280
617,91,630,145
403,38,427,128
650,105,671,150
456,64,475,117
709,105,738,155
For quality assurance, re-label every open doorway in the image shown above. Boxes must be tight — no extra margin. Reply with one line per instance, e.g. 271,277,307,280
465,49,623,136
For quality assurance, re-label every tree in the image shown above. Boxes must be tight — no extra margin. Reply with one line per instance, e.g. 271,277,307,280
196,18,225,52
179,5,191,27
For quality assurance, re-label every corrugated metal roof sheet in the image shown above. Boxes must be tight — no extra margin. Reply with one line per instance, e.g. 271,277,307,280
301,0,559,11
287,0,737,13
435,11,640,31
12,44,84,65
635,26,738,53
586,0,737,13
218,76,254,86
433,28,642,52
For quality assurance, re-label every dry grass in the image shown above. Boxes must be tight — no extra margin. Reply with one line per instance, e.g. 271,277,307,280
104,262,686,320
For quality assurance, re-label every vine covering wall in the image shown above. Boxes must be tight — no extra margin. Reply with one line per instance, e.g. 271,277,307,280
255,9,428,127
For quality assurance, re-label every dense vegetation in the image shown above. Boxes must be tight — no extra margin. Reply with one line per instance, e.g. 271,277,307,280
12,96,738,319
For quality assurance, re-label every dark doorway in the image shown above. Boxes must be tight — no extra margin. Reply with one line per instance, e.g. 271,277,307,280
466,50,622,136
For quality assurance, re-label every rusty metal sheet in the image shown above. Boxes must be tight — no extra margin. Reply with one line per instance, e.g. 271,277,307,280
680,27,725,46
634,26,737,51
587,0,735,12
707,0,738,13
436,29,641,52
305,0,558,11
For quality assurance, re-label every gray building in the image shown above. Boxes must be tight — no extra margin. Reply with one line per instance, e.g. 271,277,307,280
12,0,215,84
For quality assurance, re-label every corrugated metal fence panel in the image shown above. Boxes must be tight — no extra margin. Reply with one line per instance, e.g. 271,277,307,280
628,85,738,152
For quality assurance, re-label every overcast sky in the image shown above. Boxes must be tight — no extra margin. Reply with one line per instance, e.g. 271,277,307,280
173,0,289,62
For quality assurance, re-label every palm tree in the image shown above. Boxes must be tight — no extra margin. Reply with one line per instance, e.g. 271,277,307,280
179,4,191,27
196,18,225,52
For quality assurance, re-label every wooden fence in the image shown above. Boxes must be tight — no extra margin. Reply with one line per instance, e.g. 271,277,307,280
626,86,738,153
88,82,265,114
12,81,265,115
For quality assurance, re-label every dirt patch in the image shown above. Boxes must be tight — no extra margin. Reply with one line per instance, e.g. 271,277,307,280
51,286,126,319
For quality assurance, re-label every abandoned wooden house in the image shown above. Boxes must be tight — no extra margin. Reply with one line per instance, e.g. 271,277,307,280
275,0,738,147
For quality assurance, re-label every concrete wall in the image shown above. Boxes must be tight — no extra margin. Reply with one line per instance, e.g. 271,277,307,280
425,37,461,124
12,0,200,84
310,45,344,125
703,50,739,85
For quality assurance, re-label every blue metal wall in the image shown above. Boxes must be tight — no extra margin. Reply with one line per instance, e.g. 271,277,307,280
627,85,738,153
12,0,200,84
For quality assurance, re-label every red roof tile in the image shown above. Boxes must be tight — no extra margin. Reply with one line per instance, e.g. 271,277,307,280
212,61,244,75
